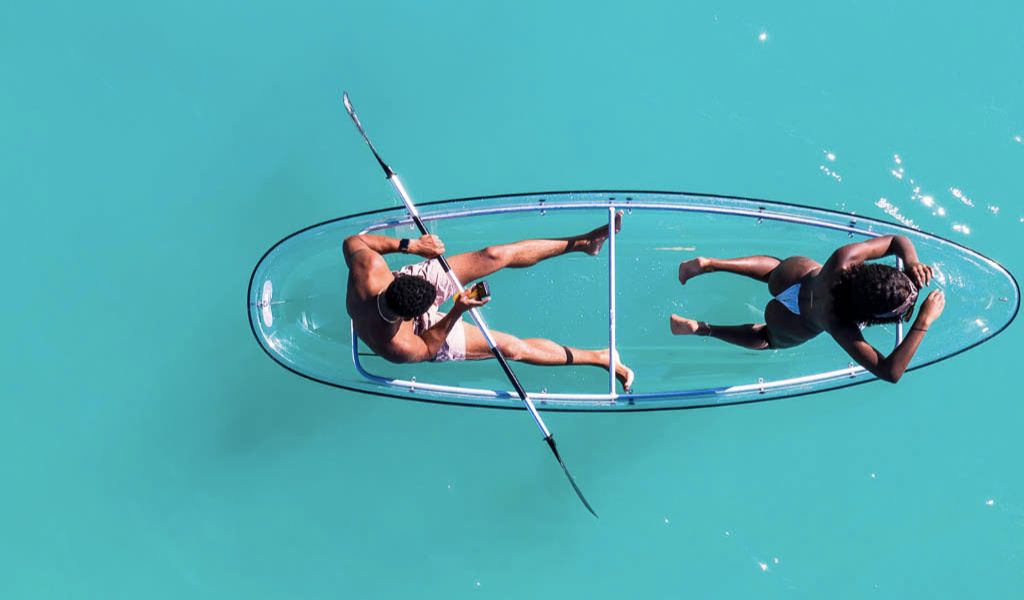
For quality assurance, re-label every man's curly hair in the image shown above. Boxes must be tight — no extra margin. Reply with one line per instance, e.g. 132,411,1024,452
831,263,917,326
384,275,437,319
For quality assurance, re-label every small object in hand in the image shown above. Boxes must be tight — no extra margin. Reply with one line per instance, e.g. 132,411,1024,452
458,281,491,302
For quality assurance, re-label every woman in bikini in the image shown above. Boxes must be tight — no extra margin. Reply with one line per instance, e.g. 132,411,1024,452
669,235,946,383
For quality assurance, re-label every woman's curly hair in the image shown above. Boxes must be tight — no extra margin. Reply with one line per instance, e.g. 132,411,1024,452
384,275,437,319
831,262,918,326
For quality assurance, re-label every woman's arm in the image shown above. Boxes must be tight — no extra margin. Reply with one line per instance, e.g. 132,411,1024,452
830,290,945,383
829,235,917,268
825,235,933,287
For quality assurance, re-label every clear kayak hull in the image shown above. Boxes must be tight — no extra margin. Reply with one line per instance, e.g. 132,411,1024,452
247,191,1019,411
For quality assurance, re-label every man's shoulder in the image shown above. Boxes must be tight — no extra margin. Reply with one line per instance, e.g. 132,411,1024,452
362,328,420,364
349,248,391,273
348,252,395,297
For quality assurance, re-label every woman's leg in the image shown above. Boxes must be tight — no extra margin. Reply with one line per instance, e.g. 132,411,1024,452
672,256,779,348
678,255,781,285
669,315,771,350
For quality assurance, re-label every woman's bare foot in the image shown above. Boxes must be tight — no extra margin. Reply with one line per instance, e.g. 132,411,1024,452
670,314,706,335
678,257,708,285
574,211,623,256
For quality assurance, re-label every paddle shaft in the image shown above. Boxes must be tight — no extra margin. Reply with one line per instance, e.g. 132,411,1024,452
388,173,552,437
341,92,596,516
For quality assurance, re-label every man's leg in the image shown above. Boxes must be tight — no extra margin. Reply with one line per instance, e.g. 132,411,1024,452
447,212,623,284
678,255,781,285
461,322,634,391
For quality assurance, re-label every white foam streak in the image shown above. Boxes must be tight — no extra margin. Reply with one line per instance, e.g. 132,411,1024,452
875,197,919,229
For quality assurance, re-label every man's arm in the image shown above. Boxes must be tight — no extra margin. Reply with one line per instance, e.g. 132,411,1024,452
830,289,945,383
389,295,489,363
343,233,445,266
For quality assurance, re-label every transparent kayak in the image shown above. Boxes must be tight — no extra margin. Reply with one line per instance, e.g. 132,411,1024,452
247,191,1019,411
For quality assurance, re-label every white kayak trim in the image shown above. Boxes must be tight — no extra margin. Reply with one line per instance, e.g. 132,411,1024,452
351,312,871,406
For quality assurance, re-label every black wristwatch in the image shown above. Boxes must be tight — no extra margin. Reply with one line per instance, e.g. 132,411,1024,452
398,238,410,253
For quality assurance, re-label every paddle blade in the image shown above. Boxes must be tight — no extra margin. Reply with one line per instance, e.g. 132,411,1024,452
340,91,393,178
342,91,362,130
546,436,598,518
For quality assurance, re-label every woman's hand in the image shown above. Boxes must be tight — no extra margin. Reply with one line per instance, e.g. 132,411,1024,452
905,261,933,289
410,234,445,259
917,289,945,327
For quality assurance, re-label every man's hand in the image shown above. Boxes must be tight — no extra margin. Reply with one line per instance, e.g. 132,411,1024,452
452,293,489,314
905,261,933,289
410,234,445,259
917,289,945,327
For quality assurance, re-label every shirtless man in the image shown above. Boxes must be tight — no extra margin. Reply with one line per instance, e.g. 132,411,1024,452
669,235,946,383
343,213,634,391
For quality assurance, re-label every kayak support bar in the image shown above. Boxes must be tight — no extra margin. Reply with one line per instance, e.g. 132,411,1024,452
896,257,905,346
608,206,618,398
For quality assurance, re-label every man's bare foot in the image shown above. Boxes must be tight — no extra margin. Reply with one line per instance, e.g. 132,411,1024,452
617,363,634,393
574,210,623,256
598,348,635,392
670,314,705,335
678,257,708,285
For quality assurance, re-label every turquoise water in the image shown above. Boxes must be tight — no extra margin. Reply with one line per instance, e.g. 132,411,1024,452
3,1,1022,597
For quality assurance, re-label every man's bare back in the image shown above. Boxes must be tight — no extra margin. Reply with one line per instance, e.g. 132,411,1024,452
345,233,453,362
